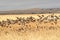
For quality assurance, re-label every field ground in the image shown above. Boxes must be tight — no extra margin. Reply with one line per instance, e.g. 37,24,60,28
0,13,60,40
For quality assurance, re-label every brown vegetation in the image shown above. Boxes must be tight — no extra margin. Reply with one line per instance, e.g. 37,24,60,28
0,14,60,40
0,14,59,32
